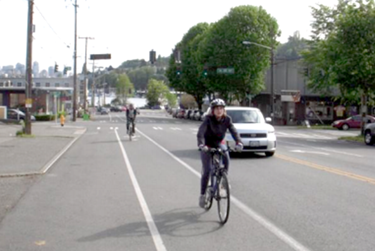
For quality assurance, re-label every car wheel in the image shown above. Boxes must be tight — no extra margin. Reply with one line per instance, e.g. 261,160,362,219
341,124,350,130
365,131,375,145
265,151,275,157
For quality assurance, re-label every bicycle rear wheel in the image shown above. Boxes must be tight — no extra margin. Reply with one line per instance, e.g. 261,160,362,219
217,172,230,224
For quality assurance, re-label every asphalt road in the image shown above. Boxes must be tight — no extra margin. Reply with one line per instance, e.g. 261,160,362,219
1,110,374,251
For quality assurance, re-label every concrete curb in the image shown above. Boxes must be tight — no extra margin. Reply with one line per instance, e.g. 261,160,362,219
0,128,87,178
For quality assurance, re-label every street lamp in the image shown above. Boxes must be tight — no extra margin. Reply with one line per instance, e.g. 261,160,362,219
243,40,275,124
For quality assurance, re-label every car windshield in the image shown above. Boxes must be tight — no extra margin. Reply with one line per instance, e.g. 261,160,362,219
226,110,264,124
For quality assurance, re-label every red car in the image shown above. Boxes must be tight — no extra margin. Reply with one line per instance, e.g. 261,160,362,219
177,109,186,118
332,115,375,130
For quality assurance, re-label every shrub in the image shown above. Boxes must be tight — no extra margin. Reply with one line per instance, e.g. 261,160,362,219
35,115,54,121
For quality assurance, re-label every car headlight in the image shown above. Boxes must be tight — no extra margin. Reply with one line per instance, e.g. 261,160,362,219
268,130,275,134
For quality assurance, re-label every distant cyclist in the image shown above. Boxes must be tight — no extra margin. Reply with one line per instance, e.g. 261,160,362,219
126,103,137,135
197,99,243,208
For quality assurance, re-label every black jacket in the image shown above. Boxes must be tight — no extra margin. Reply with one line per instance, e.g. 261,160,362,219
197,115,242,147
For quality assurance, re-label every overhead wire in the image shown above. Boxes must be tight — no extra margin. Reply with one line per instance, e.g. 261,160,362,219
34,3,71,49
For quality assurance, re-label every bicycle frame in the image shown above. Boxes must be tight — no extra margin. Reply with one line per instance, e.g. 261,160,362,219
208,149,227,199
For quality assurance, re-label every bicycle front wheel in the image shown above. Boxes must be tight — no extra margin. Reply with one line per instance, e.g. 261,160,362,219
217,172,230,224
129,125,132,141
204,179,213,211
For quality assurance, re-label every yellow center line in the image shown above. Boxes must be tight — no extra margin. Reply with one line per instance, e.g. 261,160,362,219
275,153,375,185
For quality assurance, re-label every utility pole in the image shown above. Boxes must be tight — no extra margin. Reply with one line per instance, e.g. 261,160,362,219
91,60,95,107
25,0,34,135
72,0,78,122
78,36,94,111
271,47,275,125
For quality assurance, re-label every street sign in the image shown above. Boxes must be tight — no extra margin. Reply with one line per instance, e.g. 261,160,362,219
90,54,111,60
54,92,61,98
25,98,32,108
217,67,235,74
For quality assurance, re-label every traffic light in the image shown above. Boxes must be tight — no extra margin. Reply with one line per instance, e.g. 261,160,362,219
203,66,208,77
149,50,156,64
54,64,59,73
203,69,208,77
63,67,67,75
176,66,181,77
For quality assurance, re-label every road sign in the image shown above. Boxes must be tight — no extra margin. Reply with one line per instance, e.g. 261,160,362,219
90,54,111,60
25,98,32,108
217,67,235,74
54,92,60,98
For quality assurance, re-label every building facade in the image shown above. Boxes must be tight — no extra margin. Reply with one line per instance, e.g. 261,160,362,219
252,58,348,125
0,77,80,114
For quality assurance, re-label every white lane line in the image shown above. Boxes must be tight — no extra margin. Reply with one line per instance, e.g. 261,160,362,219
170,128,182,131
74,129,86,135
190,128,198,131
276,132,289,136
114,129,167,251
97,127,101,130
136,129,311,251
290,150,330,156
279,140,364,158
109,112,112,122
310,134,334,140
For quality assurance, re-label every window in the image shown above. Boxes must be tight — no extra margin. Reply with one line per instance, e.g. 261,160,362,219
45,83,50,87
226,110,264,124
55,83,60,87
65,83,69,87
36,83,41,87
0,82,3,87
17,82,22,87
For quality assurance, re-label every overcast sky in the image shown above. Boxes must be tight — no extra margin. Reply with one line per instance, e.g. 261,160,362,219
0,0,338,72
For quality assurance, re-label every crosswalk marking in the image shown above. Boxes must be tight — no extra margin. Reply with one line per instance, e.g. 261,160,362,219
170,127,182,131
153,127,163,130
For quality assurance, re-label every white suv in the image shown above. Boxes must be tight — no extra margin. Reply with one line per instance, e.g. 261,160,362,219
225,107,276,156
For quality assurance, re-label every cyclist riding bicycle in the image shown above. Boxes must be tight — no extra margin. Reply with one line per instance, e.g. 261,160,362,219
126,103,137,135
197,98,243,208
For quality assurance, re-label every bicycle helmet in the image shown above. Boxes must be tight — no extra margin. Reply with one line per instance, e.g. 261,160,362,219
210,99,226,108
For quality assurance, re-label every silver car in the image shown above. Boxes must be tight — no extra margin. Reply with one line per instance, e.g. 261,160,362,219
224,107,276,156
364,123,375,145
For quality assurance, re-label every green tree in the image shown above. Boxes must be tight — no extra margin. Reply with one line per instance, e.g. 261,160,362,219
116,73,134,104
199,5,280,103
127,66,155,90
177,23,210,110
146,79,169,107
166,92,177,108
276,31,308,59
302,0,375,134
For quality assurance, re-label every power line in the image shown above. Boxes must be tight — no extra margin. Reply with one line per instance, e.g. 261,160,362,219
34,3,70,49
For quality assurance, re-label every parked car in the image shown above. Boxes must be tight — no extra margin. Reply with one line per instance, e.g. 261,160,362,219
364,122,375,145
332,115,375,130
110,106,122,112
195,110,204,121
224,107,276,156
177,109,186,118
172,108,180,118
97,106,109,115
151,105,161,110
7,109,36,121
185,109,194,119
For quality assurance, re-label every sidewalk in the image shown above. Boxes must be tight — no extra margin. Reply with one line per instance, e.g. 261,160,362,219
0,121,86,177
